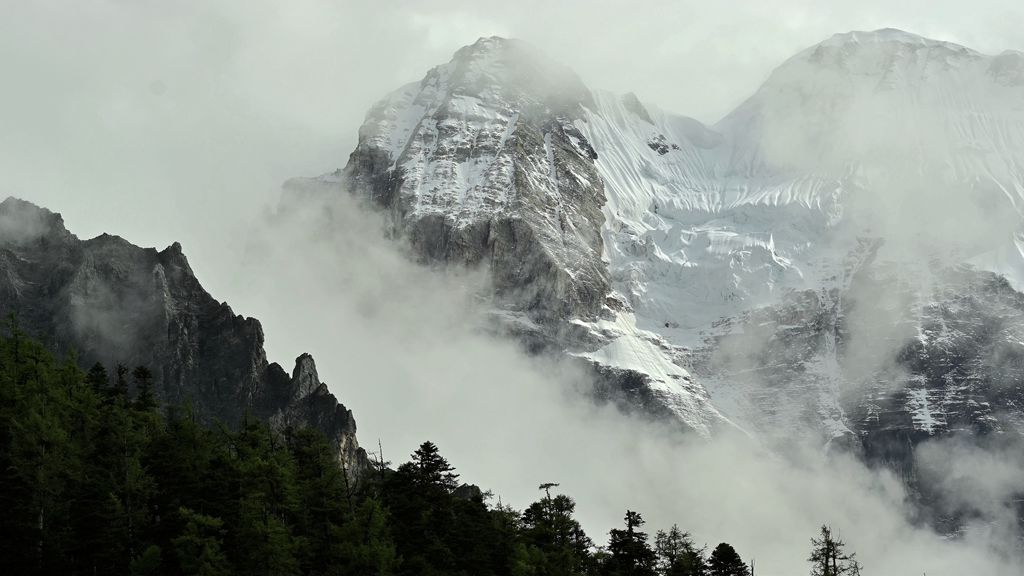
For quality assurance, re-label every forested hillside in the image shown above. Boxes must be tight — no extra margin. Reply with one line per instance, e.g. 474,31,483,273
0,323,856,576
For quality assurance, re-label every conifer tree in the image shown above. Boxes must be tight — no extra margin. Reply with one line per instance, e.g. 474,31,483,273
86,362,109,394
808,525,861,576
334,497,398,575
707,543,749,576
289,427,354,572
132,365,157,411
604,510,657,576
384,441,461,575
113,363,130,399
230,417,300,576
173,507,232,576
1,330,869,576
410,440,460,492
655,525,706,576
520,484,593,575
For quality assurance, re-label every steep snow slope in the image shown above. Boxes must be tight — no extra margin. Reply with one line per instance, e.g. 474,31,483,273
288,37,732,435
293,30,1024,449
577,90,834,340
582,28,1024,337
720,29,1024,283
574,29,1024,443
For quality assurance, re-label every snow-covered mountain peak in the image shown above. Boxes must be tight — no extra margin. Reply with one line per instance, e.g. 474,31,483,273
423,35,592,110
716,27,1024,184
299,31,1024,446
732,29,987,120
817,28,975,51
732,28,993,119
798,28,981,75
448,35,538,71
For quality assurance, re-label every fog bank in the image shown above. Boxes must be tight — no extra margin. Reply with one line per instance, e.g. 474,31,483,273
226,191,1022,575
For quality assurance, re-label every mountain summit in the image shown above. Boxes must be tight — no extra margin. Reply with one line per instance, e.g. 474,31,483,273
288,30,1024,531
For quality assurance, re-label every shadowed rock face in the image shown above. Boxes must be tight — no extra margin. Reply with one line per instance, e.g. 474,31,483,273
696,263,1024,530
293,31,1024,531
287,33,1024,447
700,265,1024,436
283,37,730,434
294,37,610,326
0,197,367,475
846,268,1024,527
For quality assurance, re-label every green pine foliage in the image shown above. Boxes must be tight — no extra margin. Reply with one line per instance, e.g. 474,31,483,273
655,525,706,576
0,325,860,576
604,510,658,576
519,484,593,576
707,543,749,576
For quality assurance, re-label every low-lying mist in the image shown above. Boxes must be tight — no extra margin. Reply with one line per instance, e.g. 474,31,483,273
223,189,1023,576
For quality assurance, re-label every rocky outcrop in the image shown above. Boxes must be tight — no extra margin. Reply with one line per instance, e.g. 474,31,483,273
694,262,1024,529
284,31,1024,529
699,265,1024,441
285,37,732,433
0,197,367,475
848,268,1024,522
293,37,609,326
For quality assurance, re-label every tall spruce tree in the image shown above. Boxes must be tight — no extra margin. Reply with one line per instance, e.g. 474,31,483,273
604,510,657,576
131,366,157,411
520,484,593,575
85,362,109,394
707,543,749,576
384,441,460,575
410,440,460,492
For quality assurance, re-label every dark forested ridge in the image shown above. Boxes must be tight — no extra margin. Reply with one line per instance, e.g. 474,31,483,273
0,325,854,575
0,197,365,473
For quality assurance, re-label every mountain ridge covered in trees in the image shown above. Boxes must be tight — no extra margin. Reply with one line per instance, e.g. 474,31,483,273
0,323,859,575
0,196,366,473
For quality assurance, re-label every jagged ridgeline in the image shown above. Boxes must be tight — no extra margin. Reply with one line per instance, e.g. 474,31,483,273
3,26,1024,544
0,197,367,473
284,31,1024,532
287,31,1024,441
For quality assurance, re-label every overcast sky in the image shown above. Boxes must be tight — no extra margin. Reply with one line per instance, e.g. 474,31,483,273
2,0,1023,302
4,4,1024,569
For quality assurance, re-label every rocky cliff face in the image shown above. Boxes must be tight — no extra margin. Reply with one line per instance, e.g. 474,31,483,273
337,37,609,325
286,37,730,434
0,197,367,475
285,29,1024,527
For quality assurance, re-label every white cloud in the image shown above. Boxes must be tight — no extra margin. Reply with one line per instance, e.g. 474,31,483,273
4,2,1024,572
229,191,1024,575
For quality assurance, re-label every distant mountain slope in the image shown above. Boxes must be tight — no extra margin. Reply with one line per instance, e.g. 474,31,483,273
0,197,366,473
577,28,1024,448
285,30,1024,521
287,36,731,435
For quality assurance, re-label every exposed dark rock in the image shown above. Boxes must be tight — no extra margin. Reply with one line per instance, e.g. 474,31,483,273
0,197,368,476
646,133,674,155
285,33,1024,534
335,36,610,326
698,264,1024,530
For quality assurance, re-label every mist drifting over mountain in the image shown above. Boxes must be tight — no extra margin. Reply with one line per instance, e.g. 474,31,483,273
3,2,1024,575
